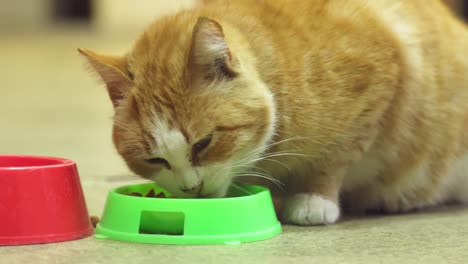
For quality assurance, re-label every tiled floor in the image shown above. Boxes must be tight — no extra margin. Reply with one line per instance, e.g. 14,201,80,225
1,27,468,264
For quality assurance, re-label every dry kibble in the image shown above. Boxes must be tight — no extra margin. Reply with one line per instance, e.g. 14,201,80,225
125,189,168,198
90,215,100,228
145,189,156,197
155,192,167,198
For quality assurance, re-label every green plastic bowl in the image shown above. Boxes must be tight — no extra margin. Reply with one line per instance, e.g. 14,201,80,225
95,183,281,245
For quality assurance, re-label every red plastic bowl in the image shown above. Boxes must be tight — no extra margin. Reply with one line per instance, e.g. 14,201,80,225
0,155,93,245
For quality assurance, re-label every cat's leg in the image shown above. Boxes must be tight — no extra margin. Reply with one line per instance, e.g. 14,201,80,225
282,167,345,225
439,152,468,205
280,123,378,225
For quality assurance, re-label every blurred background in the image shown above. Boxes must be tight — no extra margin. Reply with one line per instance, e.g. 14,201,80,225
0,0,197,178
0,0,467,212
0,0,198,213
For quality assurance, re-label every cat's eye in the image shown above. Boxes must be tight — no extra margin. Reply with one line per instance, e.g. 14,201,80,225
145,157,171,169
193,135,213,156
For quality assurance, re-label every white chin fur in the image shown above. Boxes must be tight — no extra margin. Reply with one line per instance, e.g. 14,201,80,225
201,178,232,198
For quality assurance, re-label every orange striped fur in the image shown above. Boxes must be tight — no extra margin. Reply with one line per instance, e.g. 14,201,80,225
80,0,468,225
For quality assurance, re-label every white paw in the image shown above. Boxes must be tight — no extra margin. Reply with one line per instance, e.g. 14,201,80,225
282,193,340,225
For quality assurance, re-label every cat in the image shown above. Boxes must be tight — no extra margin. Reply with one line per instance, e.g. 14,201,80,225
79,0,468,225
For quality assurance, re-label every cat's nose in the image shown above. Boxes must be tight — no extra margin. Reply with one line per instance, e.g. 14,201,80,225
180,182,203,194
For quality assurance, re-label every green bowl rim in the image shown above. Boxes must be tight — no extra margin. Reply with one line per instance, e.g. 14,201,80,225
95,182,282,245
111,182,271,201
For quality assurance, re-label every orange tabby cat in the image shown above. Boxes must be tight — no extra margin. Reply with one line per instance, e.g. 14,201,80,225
79,0,468,225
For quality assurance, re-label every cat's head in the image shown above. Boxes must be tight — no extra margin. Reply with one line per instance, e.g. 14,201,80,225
80,17,276,197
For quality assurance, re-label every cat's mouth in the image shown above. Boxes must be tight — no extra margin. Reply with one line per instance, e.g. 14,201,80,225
173,188,219,199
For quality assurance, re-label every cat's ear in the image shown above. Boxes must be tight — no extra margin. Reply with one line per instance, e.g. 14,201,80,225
78,48,132,108
188,17,237,80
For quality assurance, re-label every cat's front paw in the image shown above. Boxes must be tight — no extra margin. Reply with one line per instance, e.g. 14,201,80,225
282,193,340,225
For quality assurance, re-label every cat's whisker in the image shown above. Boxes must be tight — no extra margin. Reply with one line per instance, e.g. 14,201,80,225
257,158,296,177
230,182,253,195
235,173,286,192
235,164,274,178
230,153,300,184
236,139,303,163
234,154,297,173
231,150,306,169
236,172,285,187
239,136,307,161
258,152,309,160
235,170,285,185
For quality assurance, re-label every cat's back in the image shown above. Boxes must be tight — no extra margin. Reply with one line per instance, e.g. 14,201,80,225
205,0,468,55
238,0,468,102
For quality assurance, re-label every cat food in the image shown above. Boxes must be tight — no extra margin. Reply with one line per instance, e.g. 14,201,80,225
155,192,166,198
90,215,100,228
126,189,168,198
146,189,155,197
